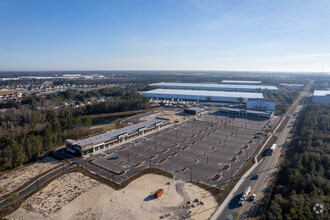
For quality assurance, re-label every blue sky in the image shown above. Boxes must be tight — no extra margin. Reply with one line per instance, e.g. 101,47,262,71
1,0,330,72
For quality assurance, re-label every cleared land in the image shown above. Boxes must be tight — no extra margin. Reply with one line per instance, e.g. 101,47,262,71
8,172,217,220
0,157,61,199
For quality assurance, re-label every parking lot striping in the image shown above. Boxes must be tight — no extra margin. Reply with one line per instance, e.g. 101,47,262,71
85,113,277,187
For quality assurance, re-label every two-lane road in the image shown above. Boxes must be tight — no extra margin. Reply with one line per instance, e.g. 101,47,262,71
0,162,76,211
215,89,312,220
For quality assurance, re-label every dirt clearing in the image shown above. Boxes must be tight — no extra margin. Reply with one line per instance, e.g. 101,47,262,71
8,173,217,220
0,157,61,198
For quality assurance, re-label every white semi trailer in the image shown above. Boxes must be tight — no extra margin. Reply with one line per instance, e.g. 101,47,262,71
269,144,277,155
238,186,251,206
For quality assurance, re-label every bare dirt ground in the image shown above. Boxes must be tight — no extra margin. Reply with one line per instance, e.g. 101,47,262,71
0,157,61,198
8,173,217,220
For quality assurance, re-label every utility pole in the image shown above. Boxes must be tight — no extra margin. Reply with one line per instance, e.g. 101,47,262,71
190,166,193,181
206,153,208,164
198,132,200,146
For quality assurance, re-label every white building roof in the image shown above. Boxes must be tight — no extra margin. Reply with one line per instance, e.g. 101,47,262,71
143,89,263,99
150,82,277,91
75,118,169,147
221,80,262,84
313,90,330,96
247,98,275,103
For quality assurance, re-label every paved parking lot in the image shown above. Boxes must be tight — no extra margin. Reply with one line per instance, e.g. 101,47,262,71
81,112,279,188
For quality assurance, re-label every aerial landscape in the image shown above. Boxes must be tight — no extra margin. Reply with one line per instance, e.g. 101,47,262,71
0,0,329,220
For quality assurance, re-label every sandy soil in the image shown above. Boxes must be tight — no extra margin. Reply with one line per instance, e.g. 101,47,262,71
0,157,61,198
8,173,217,220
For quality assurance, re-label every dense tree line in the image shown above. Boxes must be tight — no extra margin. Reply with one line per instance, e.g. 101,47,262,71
0,87,149,171
266,104,329,219
264,89,300,115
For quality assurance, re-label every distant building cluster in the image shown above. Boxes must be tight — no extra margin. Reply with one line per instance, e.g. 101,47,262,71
0,74,104,81
142,80,276,112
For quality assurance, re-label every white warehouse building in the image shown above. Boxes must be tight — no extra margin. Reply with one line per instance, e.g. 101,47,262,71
142,89,263,103
221,80,262,85
246,98,275,112
150,82,278,92
312,90,330,104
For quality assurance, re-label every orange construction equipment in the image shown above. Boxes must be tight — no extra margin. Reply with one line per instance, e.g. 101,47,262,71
154,189,164,198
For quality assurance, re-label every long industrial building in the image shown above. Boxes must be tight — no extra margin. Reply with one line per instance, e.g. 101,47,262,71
246,98,275,111
312,90,330,104
221,80,262,85
218,107,273,119
66,118,170,156
142,89,263,103
150,82,278,92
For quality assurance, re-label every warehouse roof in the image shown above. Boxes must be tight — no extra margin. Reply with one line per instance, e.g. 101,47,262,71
221,80,262,84
75,118,169,147
143,89,263,98
247,98,275,102
150,82,277,91
313,90,330,96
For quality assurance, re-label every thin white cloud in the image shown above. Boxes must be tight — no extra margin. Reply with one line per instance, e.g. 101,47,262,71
294,53,330,59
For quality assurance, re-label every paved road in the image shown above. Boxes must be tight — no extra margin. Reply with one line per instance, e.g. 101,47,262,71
0,163,76,211
213,84,312,220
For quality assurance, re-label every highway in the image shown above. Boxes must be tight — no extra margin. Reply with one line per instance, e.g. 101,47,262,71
213,84,312,220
